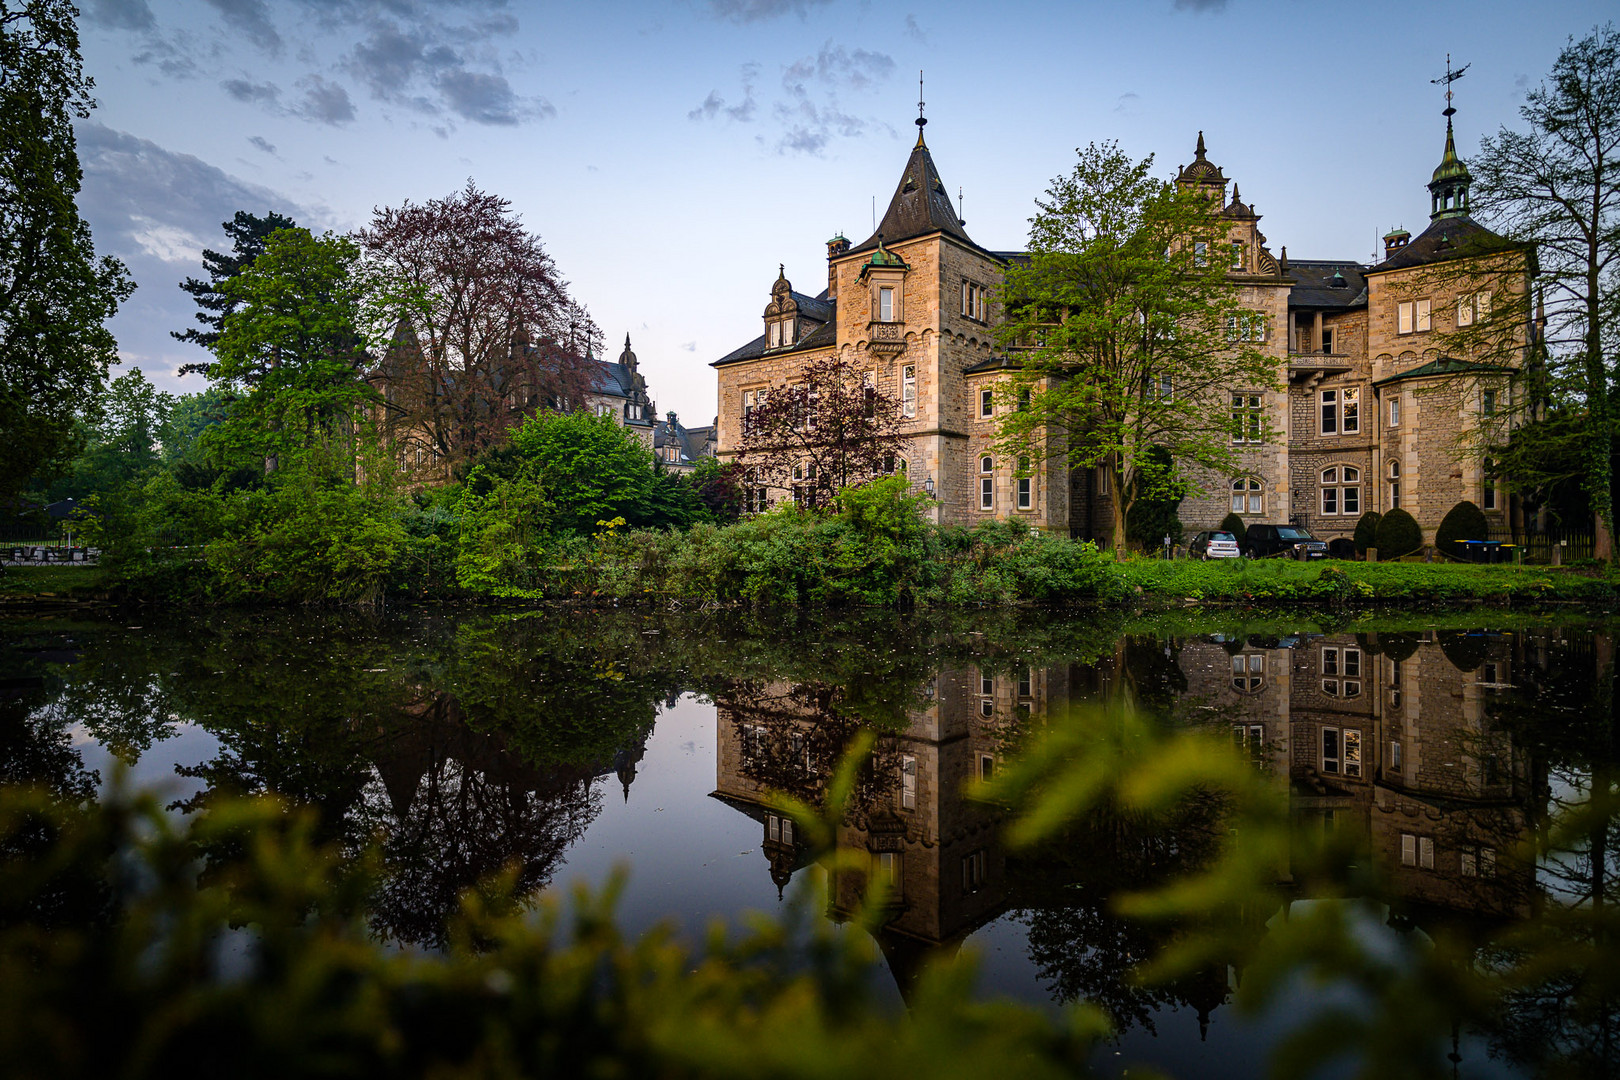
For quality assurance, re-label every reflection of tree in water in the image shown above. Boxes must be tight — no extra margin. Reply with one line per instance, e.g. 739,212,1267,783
1010,792,1231,1037
0,633,100,800
360,690,600,948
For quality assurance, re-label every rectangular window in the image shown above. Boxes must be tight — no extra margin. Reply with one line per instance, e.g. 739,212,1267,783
980,476,993,511
1322,486,1338,515
1231,241,1244,268
1231,393,1263,443
962,850,988,892
1343,388,1360,434
1482,389,1496,416
1017,475,1032,509
1322,727,1341,774
1416,299,1431,331
1389,396,1401,427
1017,668,1032,698
961,281,987,322
768,814,780,842
875,851,902,899
1402,833,1416,866
1344,729,1363,778
1323,646,1340,675
901,364,916,419
1226,314,1239,342
1398,302,1413,335
979,754,995,782
980,388,993,417
1194,241,1207,267
878,286,894,322
1420,836,1435,870
900,755,916,810
1458,295,1474,327
767,322,781,348
1391,740,1403,770
1098,467,1110,494
1321,389,1338,434
980,673,993,696
1017,386,1031,412
1343,484,1360,515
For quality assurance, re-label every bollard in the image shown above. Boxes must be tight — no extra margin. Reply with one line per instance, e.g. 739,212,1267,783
1366,547,1378,563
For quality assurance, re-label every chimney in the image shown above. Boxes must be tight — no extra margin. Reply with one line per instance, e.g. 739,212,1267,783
826,233,849,301
1383,227,1411,257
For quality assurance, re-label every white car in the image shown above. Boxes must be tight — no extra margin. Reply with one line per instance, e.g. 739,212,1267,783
1190,530,1241,559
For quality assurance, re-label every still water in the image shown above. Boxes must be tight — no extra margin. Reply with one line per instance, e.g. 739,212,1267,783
3,608,1614,1078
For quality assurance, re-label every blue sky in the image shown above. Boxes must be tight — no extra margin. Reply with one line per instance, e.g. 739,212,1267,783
74,0,1612,425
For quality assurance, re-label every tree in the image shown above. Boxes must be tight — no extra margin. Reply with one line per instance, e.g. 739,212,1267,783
206,228,395,473
994,142,1279,555
1374,507,1423,558
502,410,657,534
1471,25,1620,560
44,367,172,500
732,352,911,509
172,210,299,367
359,181,598,471
0,0,134,501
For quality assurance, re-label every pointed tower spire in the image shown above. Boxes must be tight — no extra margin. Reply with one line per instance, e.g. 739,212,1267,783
852,93,973,254
1428,54,1473,221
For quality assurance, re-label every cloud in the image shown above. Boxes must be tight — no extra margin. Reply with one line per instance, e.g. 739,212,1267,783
203,0,284,55
1114,91,1141,115
247,135,277,154
707,0,832,23
80,0,156,31
131,31,202,79
680,341,697,352
773,43,893,154
73,122,322,380
296,75,356,124
689,63,759,123
904,14,926,43
436,69,546,124
1171,0,1228,10
782,43,895,95
222,78,281,105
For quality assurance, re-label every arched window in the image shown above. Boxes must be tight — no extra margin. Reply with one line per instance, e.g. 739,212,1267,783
1230,477,1263,515
1320,466,1361,516
979,456,994,511
1231,653,1265,692
1387,460,1401,510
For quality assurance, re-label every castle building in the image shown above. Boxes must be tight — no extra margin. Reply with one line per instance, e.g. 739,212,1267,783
711,106,1531,547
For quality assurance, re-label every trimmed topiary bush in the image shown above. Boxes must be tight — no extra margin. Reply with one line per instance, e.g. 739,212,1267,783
1435,500,1489,561
1353,511,1382,554
1219,511,1247,538
1374,508,1423,559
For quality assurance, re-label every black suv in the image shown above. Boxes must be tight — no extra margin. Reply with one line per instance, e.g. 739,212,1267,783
1243,523,1328,560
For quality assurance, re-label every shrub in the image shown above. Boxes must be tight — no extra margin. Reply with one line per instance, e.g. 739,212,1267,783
1435,500,1489,561
1374,508,1423,559
1353,511,1381,554
1219,511,1247,538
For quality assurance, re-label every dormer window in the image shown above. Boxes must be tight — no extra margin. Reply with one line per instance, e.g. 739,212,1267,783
767,322,780,349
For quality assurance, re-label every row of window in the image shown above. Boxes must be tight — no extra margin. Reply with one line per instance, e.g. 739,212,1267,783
1400,833,1497,876
1395,291,1490,336
1192,240,1248,269
980,455,1033,510
1230,459,1494,517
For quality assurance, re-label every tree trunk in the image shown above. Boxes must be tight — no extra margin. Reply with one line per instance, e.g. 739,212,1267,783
1598,511,1614,564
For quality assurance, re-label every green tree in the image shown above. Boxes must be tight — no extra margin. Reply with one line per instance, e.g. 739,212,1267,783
994,142,1279,554
0,0,134,501
1471,24,1620,560
504,410,658,534
44,367,173,500
206,228,394,474
172,210,299,364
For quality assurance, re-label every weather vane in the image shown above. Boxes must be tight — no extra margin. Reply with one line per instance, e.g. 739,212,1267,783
916,70,926,132
1431,53,1470,118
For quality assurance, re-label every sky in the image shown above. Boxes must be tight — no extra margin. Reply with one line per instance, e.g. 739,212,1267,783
73,0,1613,427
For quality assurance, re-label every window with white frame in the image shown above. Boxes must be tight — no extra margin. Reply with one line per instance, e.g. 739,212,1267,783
1017,457,1032,510
1458,290,1490,327
1397,298,1432,335
1231,653,1265,692
1231,476,1263,514
878,286,895,323
1194,241,1208,267
1226,315,1266,342
1343,728,1363,777
1483,388,1496,416
1233,723,1265,763
1322,727,1341,774
1460,846,1496,877
1320,389,1339,434
1401,833,1435,868
980,388,993,417
742,389,765,434
979,456,994,510
767,321,781,349
1017,386,1032,411
1152,374,1173,401
901,364,916,418
874,851,902,899
1387,459,1401,509
1343,388,1360,433
1391,739,1403,770
900,755,916,810
767,813,794,845
1231,393,1263,443
1017,667,1032,698
1231,241,1244,269
961,281,987,322
1320,466,1361,516
979,754,995,782
1389,394,1401,427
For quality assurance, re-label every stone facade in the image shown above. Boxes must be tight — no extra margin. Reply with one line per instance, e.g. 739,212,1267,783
711,111,1531,550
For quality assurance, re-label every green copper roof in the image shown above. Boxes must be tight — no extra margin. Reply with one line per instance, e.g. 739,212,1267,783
1431,121,1471,184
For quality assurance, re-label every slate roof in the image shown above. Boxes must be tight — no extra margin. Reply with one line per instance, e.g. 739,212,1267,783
713,288,837,368
848,135,985,257
1368,215,1521,274
652,413,717,463
1288,259,1370,311
1372,356,1515,388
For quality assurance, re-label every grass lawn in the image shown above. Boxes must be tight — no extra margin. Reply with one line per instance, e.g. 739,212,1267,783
0,564,112,597
1116,556,1616,604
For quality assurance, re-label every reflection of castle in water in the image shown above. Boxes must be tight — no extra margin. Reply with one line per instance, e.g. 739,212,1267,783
711,630,1584,1015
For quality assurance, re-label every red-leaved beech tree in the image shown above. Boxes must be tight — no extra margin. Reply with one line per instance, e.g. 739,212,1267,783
359,180,600,472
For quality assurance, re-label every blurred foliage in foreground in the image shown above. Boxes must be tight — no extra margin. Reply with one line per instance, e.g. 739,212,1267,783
4,686,1620,1078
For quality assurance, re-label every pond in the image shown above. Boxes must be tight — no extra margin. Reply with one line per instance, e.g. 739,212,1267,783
3,607,1615,1078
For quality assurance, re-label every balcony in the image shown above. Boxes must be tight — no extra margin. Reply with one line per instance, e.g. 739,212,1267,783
1288,352,1354,383
866,320,907,355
